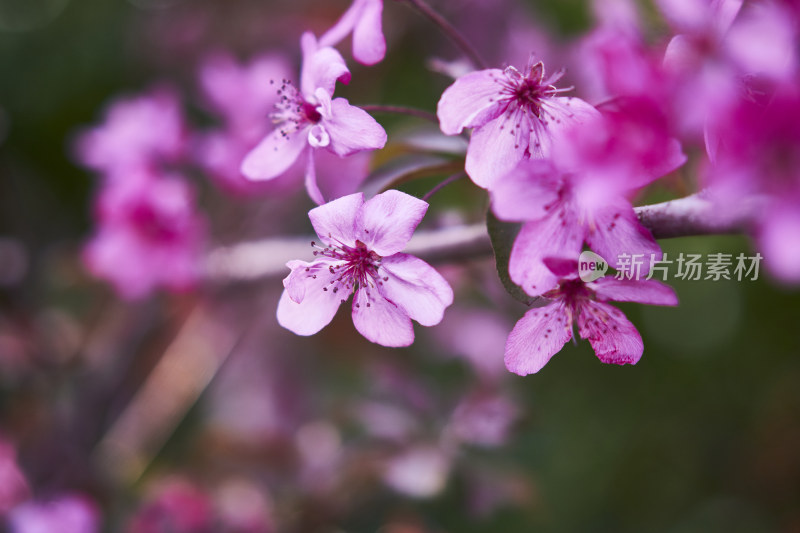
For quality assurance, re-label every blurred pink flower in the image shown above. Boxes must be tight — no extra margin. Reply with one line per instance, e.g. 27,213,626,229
319,0,386,65
382,445,451,498
0,438,29,515
277,190,453,347
74,88,186,175
436,58,597,188
241,33,386,204
9,494,100,533
126,479,212,533
658,0,796,142
505,258,678,375
83,171,205,300
705,81,800,283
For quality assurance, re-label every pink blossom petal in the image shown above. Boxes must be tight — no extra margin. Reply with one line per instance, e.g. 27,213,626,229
277,265,346,336
585,204,661,273
352,0,386,65
351,287,414,347
590,278,678,306
490,159,561,222
436,69,506,135
725,2,796,80
304,149,326,205
377,253,454,327
318,0,363,49
504,303,572,375
300,33,351,98
308,192,364,249
535,97,599,159
465,115,529,189
577,301,643,365
323,98,387,156
315,149,370,201
356,190,428,256
755,204,800,283
656,0,710,31
241,127,308,181
509,210,585,297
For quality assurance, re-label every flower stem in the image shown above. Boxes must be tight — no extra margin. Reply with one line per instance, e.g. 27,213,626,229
360,104,439,124
422,172,466,201
395,0,488,70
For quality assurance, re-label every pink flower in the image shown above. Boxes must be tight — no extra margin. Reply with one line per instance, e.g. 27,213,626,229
74,88,186,175
277,190,454,347
319,0,385,65
9,494,100,533
241,33,386,205
705,81,800,283
0,438,29,515
491,112,684,297
658,0,796,142
436,58,598,188
198,52,293,135
83,171,205,300
126,479,212,533
505,258,677,375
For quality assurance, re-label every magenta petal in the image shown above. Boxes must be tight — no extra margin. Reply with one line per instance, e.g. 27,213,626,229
352,0,386,65
509,210,585,297
586,204,661,274
352,287,414,347
300,33,351,98
241,127,308,181
465,115,529,189
590,278,679,306
436,69,506,135
504,303,572,375
356,190,428,256
324,98,387,156
577,301,643,365
277,264,346,336
308,192,364,249
490,159,561,222
377,253,454,327
755,205,800,283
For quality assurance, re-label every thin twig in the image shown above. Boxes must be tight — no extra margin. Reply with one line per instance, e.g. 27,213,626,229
360,104,439,124
422,172,466,201
396,0,488,70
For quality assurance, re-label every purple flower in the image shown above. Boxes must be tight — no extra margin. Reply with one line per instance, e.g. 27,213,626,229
83,171,205,300
319,0,385,65
74,88,186,176
491,112,684,297
277,190,454,347
9,494,100,533
505,258,677,375
241,33,386,205
436,58,598,188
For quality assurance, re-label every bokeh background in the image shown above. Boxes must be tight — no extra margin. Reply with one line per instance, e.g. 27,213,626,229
1,0,799,531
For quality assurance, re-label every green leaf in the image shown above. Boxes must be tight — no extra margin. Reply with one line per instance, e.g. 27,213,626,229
486,210,539,306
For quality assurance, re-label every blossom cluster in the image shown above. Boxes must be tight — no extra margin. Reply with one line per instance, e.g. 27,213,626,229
73,0,800,378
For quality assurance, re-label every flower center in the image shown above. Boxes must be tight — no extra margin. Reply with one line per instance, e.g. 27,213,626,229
311,239,385,301
270,79,322,139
